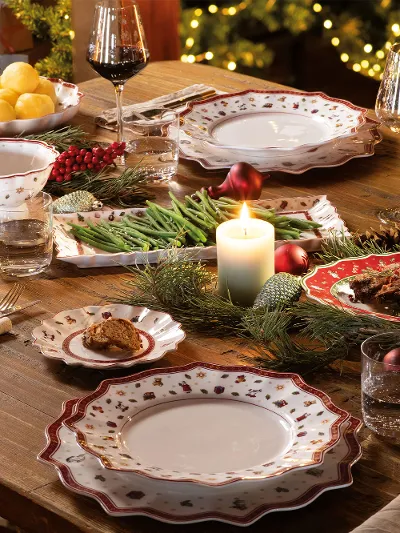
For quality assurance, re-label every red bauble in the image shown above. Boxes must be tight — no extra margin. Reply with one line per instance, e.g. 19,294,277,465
383,347,400,372
275,243,309,275
206,162,269,201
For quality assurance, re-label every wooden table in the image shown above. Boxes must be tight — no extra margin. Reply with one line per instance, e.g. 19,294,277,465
0,62,399,533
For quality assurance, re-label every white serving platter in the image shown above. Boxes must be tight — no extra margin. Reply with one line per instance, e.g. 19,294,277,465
54,195,349,268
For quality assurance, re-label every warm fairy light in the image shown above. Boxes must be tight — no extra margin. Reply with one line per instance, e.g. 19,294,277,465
205,51,214,60
373,64,381,71
364,43,373,53
186,37,194,47
376,50,385,59
353,63,361,72
194,8,203,16
181,54,188,62
323,19,332,29
187,55,196,63
331,37,340,46
228,6,237,15
361,59,369,68
64,14,69,19
69,30,75,40
190,20,199,28
227,61,237,70
391,23,400,33
208,4,218,13
386,41,393,49
340,53,349,62
368,68,375,76
313,3,322,12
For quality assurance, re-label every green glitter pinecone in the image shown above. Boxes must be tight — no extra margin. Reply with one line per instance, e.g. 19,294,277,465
253,273,302,309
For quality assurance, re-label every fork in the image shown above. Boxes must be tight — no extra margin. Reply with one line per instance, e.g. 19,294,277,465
0,283,25,313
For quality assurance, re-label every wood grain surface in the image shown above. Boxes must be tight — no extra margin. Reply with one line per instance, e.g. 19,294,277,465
0,62,399,533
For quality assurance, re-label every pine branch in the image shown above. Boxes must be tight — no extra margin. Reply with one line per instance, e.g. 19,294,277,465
22,126,92,153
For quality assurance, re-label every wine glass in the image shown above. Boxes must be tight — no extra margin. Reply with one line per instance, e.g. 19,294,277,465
87,0,150,163
375,42,400,223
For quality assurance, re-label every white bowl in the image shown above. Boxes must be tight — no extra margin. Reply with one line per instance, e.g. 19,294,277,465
0,139,59,207
0,77,83,136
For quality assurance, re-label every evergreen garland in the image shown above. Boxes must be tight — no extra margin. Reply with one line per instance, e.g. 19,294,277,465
4,0,73,80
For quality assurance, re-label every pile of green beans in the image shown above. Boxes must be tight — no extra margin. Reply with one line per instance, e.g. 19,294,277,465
68,191,321,253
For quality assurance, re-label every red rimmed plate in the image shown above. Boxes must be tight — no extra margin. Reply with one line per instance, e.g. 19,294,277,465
63,362,350,486
38,398,362,525
302,252,400,322
32,304,185,369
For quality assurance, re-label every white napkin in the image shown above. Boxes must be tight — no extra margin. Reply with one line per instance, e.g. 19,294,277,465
350,496,400,533
95,84,222,131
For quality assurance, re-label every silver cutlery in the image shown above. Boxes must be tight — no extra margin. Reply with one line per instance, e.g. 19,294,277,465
0,283,25,313
0,299,41,319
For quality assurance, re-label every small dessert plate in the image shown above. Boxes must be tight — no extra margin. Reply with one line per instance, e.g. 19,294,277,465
32,304,185,368
64,362,350,486
302,252,400,322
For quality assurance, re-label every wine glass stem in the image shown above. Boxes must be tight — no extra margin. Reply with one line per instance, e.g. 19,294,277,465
115,83,125,165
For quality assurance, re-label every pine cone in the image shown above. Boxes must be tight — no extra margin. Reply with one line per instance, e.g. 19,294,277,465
356,224,400,249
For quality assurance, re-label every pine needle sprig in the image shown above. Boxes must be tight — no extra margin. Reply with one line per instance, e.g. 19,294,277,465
318,230,400,264
21,126,92,153
45,167,153,207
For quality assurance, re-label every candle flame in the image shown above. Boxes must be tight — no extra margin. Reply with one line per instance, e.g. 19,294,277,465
240,202,249,236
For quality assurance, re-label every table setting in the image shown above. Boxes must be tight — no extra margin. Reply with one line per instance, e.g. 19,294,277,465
0,1,399,532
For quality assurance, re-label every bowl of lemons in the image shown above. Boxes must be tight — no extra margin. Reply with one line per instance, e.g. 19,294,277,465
0,62,83,136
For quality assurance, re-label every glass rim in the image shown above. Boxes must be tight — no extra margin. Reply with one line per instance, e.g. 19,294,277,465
361,331,400,367
1,191,52,212
95,0,137,9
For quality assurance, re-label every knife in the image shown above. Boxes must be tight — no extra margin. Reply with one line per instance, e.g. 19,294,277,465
0,300,41,319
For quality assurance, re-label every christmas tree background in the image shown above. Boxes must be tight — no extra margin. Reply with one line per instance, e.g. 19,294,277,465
2,0,399,106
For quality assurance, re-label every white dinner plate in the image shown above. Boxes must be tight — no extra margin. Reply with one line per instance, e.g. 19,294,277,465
64,362,350,485
38,398,362,525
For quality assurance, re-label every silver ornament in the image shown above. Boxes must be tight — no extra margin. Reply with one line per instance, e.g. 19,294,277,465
53,191,103,214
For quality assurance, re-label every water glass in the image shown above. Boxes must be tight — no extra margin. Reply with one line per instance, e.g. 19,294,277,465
0,192,53,277
361,332,400,442
124,109,179,182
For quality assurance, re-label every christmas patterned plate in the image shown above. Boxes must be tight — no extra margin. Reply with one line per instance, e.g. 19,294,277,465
302,252,400,322
179,117,382,172
64,362,350,486
39,399,362,524
54,195,349,268
32,304,185,368
180,89,367,153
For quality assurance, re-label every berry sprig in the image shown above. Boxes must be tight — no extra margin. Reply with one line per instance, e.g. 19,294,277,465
49,142,126,183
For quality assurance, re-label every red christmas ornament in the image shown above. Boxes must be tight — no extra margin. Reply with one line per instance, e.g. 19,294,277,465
383,347,400,372
206,162,269,201
275,243,309,275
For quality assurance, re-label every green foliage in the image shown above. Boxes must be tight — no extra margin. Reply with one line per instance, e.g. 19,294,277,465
4,0,73,80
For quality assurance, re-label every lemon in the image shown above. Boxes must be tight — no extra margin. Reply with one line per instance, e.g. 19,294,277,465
35,78,58,105
0,75,2,88
0,99,16,122
0,88,19,107
15,93,55,119
2,62,40,94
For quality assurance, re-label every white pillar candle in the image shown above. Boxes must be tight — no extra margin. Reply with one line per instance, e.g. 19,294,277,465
216,203,275,307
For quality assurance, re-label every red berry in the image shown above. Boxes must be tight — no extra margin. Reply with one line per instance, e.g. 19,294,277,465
111,152,118,159
103,155,111,164
64,174,72,181
56,176,64,182
58,154,67,162
93,147,105,157
120,142,126,149
80,149,87,156
72,164,80,172
95,164,102,171
76,155,83,163
106,146,113,154
80,164,87,171
59,168,66,175
87,163,94,169
65,158,74,167
92,156,99,164
116,148,125,156
68,145,79,152
100,161,107,168
84,155,92,164
54,161,61,169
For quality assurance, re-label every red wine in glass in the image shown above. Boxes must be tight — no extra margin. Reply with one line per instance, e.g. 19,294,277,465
87,1,150,163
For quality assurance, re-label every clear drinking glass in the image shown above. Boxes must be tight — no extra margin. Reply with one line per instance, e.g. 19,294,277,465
361,332,400,443
124,109,180,182
375,42,400,223
0,192,53,277
87,0,149,163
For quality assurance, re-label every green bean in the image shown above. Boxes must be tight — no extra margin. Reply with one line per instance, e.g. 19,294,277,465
147,202,207,243
169,193,214,230
70,229,124,253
